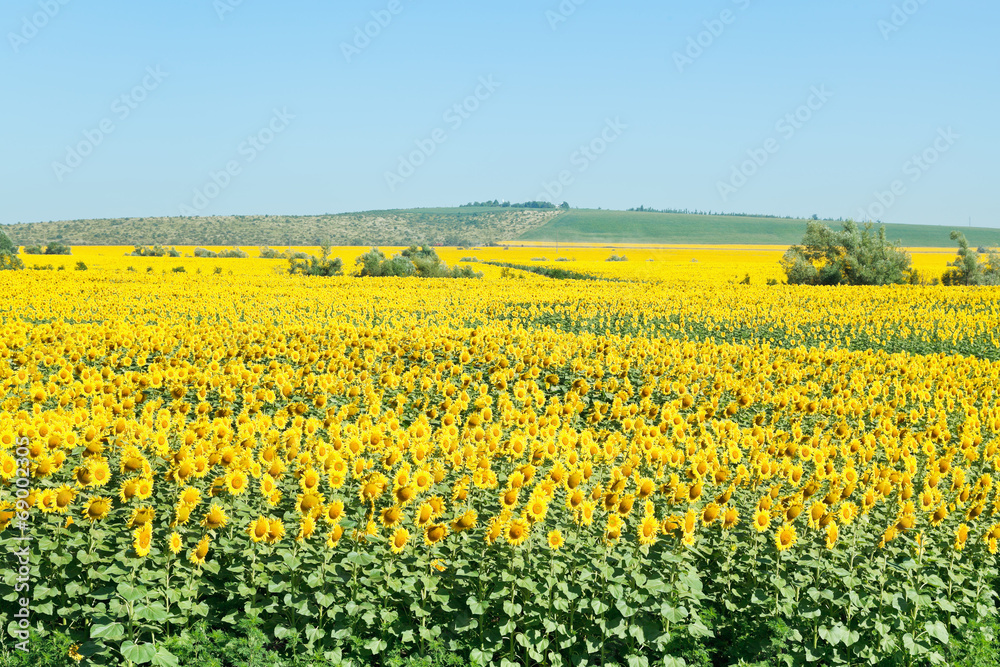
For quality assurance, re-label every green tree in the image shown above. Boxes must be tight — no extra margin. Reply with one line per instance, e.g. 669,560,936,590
289,245,344,277
0,229,17,255
780,220,912,286
942,231,1000,285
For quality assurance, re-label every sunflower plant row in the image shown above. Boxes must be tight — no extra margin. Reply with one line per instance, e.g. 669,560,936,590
1,268,1000,666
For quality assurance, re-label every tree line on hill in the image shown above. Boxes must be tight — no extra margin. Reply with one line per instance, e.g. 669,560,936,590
627,206,841,222
460,200,568,210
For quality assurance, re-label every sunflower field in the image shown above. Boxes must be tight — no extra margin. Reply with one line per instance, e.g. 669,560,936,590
2,248,1000,666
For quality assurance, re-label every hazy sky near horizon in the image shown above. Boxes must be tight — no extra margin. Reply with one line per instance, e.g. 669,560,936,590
2,0,997,227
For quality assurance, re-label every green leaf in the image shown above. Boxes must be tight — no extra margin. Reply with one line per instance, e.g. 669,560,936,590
925,620,949,645
116,582,146,602
120,641,157,664
90,622,126,641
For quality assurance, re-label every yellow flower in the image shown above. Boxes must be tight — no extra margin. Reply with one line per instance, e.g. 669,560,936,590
225,469,249,496
390,527,410,554
189,535,210,565
267,518,285,544
168,532,183,554
425,522,448,546
133,523,153,557
638,515,658,546
505,517,530,546
775,523,797,552
547,529,564,550
82,496,112,523
753,509,771,533
202,504,228,531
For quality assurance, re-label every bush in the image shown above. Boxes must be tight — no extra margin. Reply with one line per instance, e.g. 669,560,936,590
44,241,72,255
942,231,1000,286
74,261,87,271
132,245,181,257
0,252,24,271
194,248,218,258
355,246,482,279
24,245,43,254
780,220,912,285
0,229,18,255
289,246,344,277
606,254,628,262
171,266,187,273
258,246,284,259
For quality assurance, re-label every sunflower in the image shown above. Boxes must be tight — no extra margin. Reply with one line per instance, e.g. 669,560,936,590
326,524,344,548
451,509,477,533
133,524,153,558
225,469,249,496
390,527,410,554
605,514,624,542
753,509,771,533
248,516,270,543
297,515,316,541
505,517,530,546
722,507,739,530
380,505,404,528
525,496,548,523
825,522,839,549
955,523,969,551
266,518,286,544
189,536,210,565
702,502,720,525
638,515,659,546
775,523,797,551
135,477,154,500
168,532,183,554
82,496,112,523
324,500,345,524
485,515,505,545
128,506,155,528
202,504,228,531
422,522,447,546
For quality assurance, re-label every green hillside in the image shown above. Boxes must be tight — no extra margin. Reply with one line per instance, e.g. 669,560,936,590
4,207,998,248
1,208,560,247
518,210,1000,248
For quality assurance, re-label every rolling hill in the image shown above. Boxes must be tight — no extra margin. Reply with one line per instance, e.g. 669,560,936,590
3,207,997,248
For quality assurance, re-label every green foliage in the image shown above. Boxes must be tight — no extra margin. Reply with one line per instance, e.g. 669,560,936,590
943,232,1000,286
0,229,17,254
289,246,344,277
46,241,72,255
606,254,628,262
781,220,912,285
24,245,43,254
195,247,249,259
171,266,187,273
132,245,181,257
259,247,284,259
355,246,482,279
0,251,24,271
74,261,87,271
482,260,615,282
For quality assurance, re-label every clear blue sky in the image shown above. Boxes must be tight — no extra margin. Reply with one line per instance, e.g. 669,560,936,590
2,0,997,227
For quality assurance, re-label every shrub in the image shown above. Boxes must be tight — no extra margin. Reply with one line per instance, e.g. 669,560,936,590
132,245,181,258
258,246,284,259
355,246,482,279
0,252,24,271
74,261,87,271
781,220,912,285
171,266,186,273
24,245,43,254
194,248,218,258
45,241,72,255
942,231,1000,286
0,229,17,255
606,254,628,262
289,246,344,277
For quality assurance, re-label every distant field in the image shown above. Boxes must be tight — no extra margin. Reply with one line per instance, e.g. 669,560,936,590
517,209,1000,248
